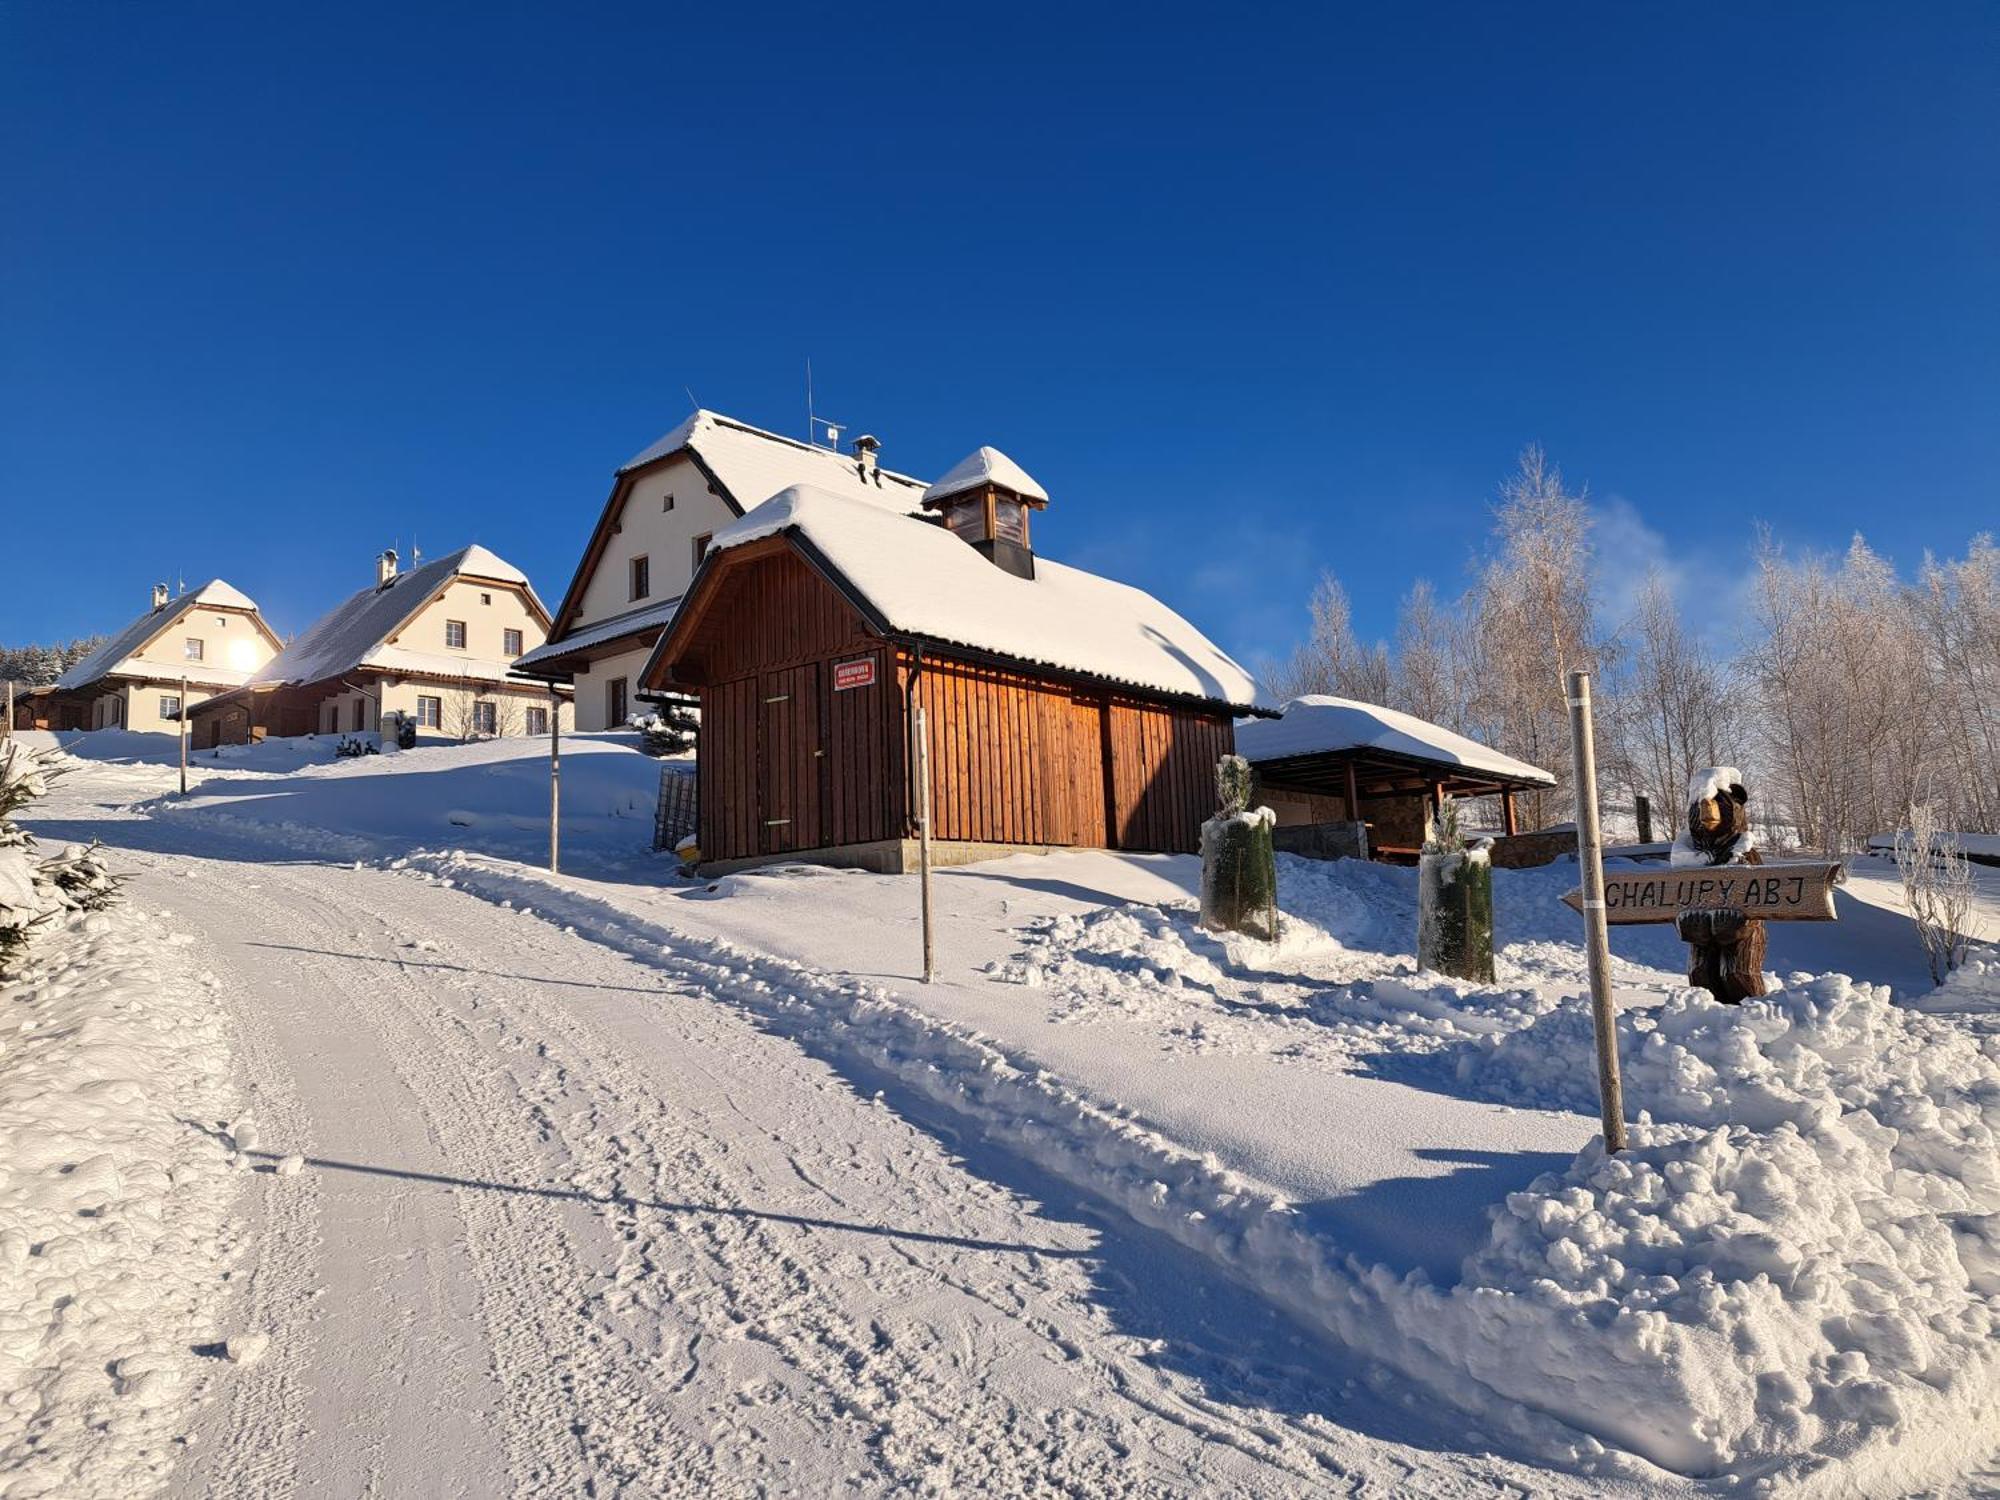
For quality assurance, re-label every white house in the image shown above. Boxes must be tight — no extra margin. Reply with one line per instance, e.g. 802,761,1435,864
187,545,562,747
47,581,283,732
515,410,931,730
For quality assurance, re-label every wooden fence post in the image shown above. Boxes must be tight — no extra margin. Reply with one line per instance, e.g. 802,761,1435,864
915,702,935,983
1566,670,1627,1153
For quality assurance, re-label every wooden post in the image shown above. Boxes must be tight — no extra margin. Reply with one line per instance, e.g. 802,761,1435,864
1501,788,1518,837
548,683,561,874
1635,793,1653,844
1343,760,1360,822
3,679,12,740
179,674,189,796
914,702,936,983
1565,670,1627,1154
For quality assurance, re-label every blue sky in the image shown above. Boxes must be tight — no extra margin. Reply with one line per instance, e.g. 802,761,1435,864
4,4,1995,664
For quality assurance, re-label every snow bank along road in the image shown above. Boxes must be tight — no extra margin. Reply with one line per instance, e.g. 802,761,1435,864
21,772,1646,1498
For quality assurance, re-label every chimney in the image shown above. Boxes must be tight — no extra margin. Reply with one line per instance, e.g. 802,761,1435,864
851,433,881,482
917,447,1050,580
376,548,398,588
151,582,170,611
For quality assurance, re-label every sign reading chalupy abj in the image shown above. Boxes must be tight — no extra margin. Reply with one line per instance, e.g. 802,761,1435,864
1562,863,1845,926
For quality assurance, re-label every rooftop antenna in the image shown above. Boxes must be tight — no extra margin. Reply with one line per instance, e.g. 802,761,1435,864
804,358,843,450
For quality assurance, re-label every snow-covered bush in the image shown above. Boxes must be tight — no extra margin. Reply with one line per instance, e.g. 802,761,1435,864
632,702,697,757
0,742,127,971
333,734,378,759
1895,802,1979,982
1,742,59,969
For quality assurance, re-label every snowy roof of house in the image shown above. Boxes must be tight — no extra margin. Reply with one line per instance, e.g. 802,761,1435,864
251,545,544,689
515,595,683,671
920,447,1048,506
692,485,1259,709
55,580,269,692
620,409,929,516
541,410,935,654
1235,696,1557,786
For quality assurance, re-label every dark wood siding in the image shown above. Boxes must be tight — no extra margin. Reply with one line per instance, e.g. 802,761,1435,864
673,542,1235,862
911,657,1115,849
1107,698,1234,853
757,663,822,854
700,675,760,859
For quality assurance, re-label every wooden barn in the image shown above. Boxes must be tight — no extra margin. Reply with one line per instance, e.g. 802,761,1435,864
641,448,1261,873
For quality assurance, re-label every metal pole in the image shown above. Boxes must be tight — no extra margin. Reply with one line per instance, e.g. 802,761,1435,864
548,684,561,874
914,702,935,983
1566,670,1627,1153
179,674,189,796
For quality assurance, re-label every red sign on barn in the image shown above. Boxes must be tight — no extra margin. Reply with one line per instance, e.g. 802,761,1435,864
832,656,876,691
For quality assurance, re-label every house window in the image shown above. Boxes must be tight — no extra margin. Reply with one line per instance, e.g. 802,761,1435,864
662,493,675,512
473,700,497,736
216,617,229,628
161,694,181,720
526,705,549,736
185,637,205,661
480,592,492,605
630,555,651,601
691,534,712,571
445,619,467,650
503,628,523,656
607,677,628,726
416,694,442,728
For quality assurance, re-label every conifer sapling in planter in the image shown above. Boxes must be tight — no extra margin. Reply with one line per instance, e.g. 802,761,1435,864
1199,754,1279,941
1417,799,1495,982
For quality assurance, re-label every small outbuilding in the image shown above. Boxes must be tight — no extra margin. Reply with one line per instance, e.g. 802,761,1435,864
641,452,1261,872
1235,695,1557,862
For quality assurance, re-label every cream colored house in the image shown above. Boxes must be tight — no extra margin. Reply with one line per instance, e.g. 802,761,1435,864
47,581,282,732
187,545,565,749
515,410,931,730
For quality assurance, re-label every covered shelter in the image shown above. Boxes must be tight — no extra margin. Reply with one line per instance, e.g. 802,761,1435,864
642,454,1262,873
1235,695,1557,862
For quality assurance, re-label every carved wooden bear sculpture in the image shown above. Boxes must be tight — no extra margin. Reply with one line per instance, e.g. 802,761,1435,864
1672,769,1767,1004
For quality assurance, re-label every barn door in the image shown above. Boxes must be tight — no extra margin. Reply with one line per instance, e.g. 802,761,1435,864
758,664,824,854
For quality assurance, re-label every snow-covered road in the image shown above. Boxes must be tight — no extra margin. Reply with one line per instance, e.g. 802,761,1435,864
30,779,1619,1498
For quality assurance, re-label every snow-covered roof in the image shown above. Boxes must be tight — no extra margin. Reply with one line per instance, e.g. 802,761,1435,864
1234,696,1557,786
920,447,1048,507
516,595,683,670
620,409,928,517
251,545,543,689
55,580,268,692
696,485,1258,709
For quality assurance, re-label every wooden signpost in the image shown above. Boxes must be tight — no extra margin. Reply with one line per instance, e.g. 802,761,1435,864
1562,863,1845,925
